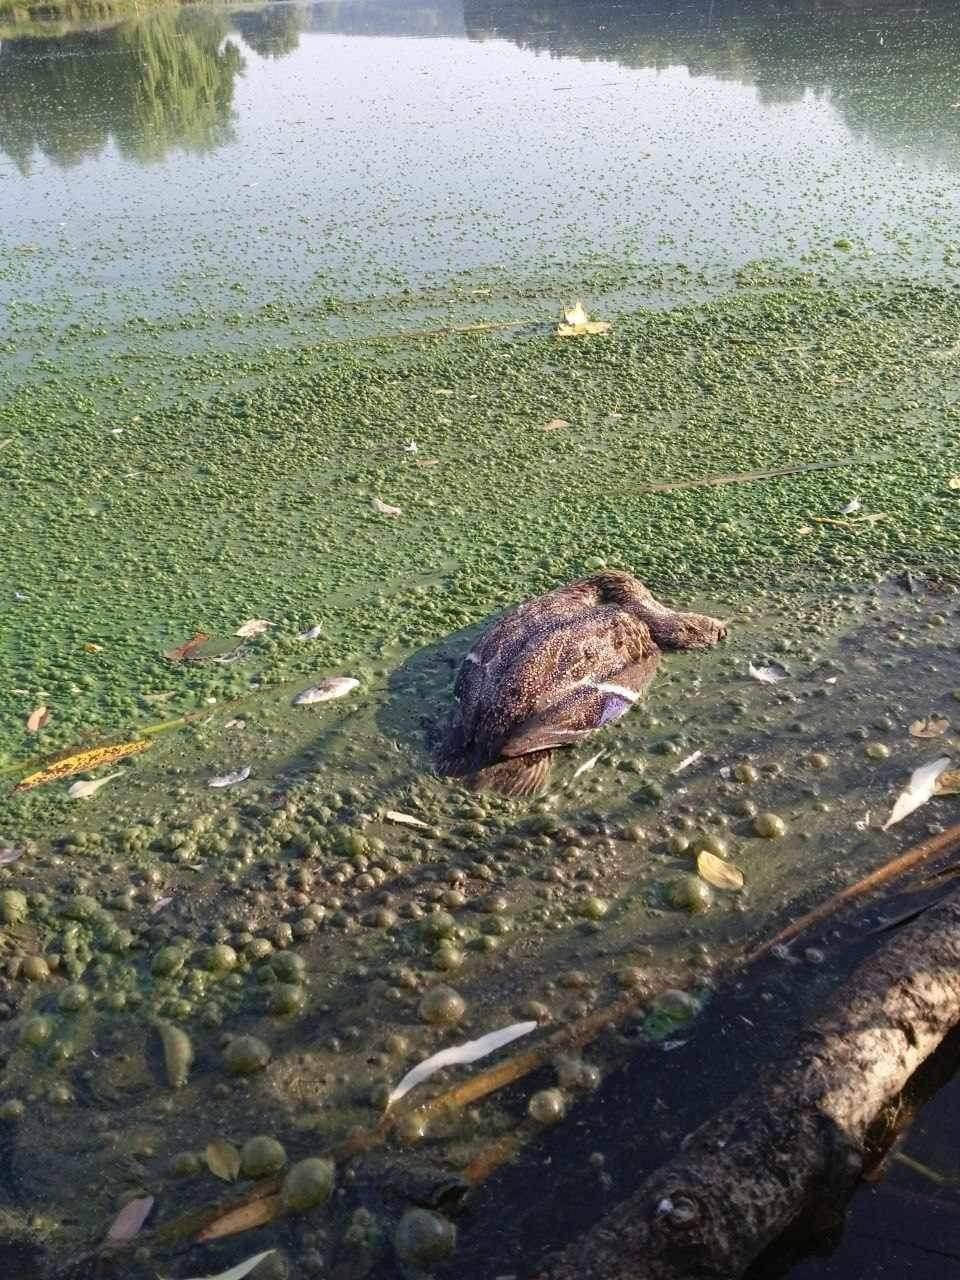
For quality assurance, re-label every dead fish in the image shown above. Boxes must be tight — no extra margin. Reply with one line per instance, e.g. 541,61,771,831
297,625,323,640
68,772,123,800
372,497,402,517
748,661,789,683
293,677,360,705
208,766,251,788
235,619,272,638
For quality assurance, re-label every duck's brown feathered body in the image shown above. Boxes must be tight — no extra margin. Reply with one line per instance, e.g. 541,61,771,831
435,570,726,797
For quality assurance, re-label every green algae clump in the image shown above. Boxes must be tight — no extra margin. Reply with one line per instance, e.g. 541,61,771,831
0,891,28,925
393,1208,457,1266
281,1157,335,1211
241,1135,287,1178
223,1034,271,1075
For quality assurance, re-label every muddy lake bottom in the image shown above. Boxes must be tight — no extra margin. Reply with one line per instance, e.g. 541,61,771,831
4,0,960,1273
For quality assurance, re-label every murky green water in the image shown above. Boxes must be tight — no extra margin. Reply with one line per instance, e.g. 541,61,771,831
2,2,960,1277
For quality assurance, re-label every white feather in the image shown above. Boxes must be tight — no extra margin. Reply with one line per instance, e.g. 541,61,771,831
882,757,950,831
386,1021,537,1110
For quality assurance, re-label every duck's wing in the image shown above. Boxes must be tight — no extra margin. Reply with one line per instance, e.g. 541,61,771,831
480,606,659,758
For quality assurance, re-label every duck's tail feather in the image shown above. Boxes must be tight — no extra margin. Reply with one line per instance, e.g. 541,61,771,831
466,750,553,798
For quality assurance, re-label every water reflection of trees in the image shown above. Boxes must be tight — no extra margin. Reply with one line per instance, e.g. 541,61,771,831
464,0,960,167
0,9,244,173
233,3,308,58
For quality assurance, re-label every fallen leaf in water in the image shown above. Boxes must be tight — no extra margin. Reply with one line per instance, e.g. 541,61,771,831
544,418,570,431
68,772,123,800
0,847,23,866
197,1199,283,1243
949,476,960,490
372,497,402,516
557,320,611,337
293,677,360,705
415,458,440,468
748,662,789,683
178,1249,277,1280
910,715,950,739
205,1138,241,1183
297,625,323,640
841,497,862,515
234,619,272,639
936,769,960,795
672,750,703,774
25,706,49,733
208,766,251,789
385,810,430,829
882,757,951,831
106,1195,154,1243
572,751,603,781
164,632,210,663
697,850,745,891
83,642,103,653
797,525,814,536
387,1020,537,1110
563,300,589,326
14,739,151,791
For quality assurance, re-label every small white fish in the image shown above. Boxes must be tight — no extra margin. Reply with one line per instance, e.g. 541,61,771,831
208,766,251,788
386,1021,537,1110
234,619,272,638
882,757,950,831
572,751,603,781
748,662,789,684
68,772,124,800
385,810,431,829
372,497,402,517
293,677,360,705
671,750,703,774
297,625,323,640
841,497,862,515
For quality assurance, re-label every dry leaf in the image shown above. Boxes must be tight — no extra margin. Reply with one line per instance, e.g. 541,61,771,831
556,321,611,337
208,766,251,788
544,418,570,431
386,1020,537,1110
83,642,103,653
748,662,789,683
163,632,210,662
385,810,430,829
671,750,703,774
882,757,951,831
197,1202,282,1244
563,300,589,326
909,715,950,739
936,769,960,795
234,619,272,639
67,772,123,800
25,706,49,733
106,1194,154,1243
372,497,402,517
14,738,151,791
293,677,359,705
205,1138,241,1183
697,850,745,891
178,1247,276,1279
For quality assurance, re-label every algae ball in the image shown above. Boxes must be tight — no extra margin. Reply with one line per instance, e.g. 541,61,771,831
0,1099,25,1123
393,1208,457,1266
418,985,466,1026
223,1035,271,1075
58,983,89,1012
21,955,50,982
528,1088,567,1124
809,752,830,770
668,875,713,913
865,742,890,761
753,812,787,839
205,944,238,974
152,946,187,977
654,989,700,1022
241,1135,287,1178
693,833,727,858
281,1157,335,1212
577,896,609,920
269,984,306,1016
0,890,28,925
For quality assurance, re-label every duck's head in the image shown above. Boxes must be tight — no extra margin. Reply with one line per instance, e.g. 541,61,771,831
660,611,728,651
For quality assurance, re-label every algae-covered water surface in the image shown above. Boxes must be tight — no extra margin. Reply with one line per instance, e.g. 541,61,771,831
2,1,960,1276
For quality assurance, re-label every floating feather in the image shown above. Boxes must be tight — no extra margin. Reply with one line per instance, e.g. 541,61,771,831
175,1249,276,1280
386,1021,537,1110
208,766,251,788
67,772,123,800
385,810,430,829
882,757,951,831
748,662,789,683
293,677,359,705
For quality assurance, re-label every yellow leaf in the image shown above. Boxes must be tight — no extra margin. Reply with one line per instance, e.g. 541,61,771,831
797,525,814,536
948,476,960,490
83,642,103,654
936,769,960,796
205,1138,241,1183
25,706,49,734
14,739,151,791
697,850,745,892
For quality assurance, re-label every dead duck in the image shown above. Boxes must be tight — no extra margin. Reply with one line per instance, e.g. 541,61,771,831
434,570,727,797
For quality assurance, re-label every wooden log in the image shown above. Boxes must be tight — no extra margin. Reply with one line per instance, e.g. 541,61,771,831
542,885,960,1280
